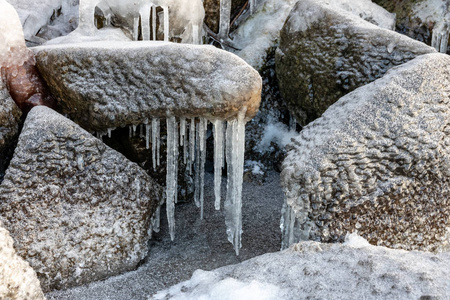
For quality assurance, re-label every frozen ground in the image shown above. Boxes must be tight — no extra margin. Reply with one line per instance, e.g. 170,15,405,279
45,170,284,299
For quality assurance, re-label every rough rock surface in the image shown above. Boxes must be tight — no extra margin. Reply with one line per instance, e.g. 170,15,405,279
275,0,436,125
0,77,21,153
0,222,45,300
153,236,450,299
33,41,261,132
0,106,163,291
281,53,450,252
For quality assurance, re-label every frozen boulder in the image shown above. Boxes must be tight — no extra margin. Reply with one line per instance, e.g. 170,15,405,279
33,41,262,132
275,0,436,125
0,106,163,291
281,53,450,252
0,78,21,153
0,223,45,300
153,235,450,300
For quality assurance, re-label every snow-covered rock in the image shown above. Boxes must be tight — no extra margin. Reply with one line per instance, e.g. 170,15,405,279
0,106,163,291
281,53,450,252
152,235,450,300
0,78,21,153
275,0,436,125
32,41,262,132
0,222,45,300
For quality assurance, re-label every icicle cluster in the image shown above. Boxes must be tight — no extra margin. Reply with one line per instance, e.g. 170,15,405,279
95,111,247,255
431,21,450,53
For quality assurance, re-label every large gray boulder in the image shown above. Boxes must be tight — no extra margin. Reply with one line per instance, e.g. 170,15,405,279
0,77,21,153
0,222,45,300
281,53,450,252
32,41,262,132
275,0,436,125
0,106,162,291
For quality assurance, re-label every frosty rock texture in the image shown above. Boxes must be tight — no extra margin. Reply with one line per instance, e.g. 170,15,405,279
0,223,45,300
33,41,262,132
281,53,450,252
275,0,436,125
153,236,450,300
0,106,162,291
0,78,21,153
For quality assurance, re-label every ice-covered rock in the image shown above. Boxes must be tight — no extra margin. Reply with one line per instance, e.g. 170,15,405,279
0,222,45,300
233,0,395,69
33,41,261,132
281,53,450,252
275,0,436,125
152,236,450,300
0,77,21,153
0,106,163,291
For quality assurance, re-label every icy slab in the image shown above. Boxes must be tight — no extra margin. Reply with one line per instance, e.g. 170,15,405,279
77,0,204,44
7,0,79,43
32,41,262,132
0,223,45,300
152,236,450,300
0,106,163,291
281,53,450,252
275,0,436,125
0,0,33,67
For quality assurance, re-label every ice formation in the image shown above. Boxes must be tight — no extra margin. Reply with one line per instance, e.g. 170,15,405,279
108,114,249,254
0,0,33,67
431,16,450,53
77,0,204,43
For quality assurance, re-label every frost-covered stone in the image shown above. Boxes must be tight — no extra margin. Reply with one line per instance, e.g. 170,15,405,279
0,106,163,291
0,78,21,153
33,41,262,132
0,223,45,300
153,235,450,299
276,0,436,125
281,53,450,252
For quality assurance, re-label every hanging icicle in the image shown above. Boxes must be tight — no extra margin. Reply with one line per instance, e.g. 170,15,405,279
213,120,225,210
140,5,151,41
189,118,196,175
166,116,178,241
146,123,151,149
152,118,160,170
224,108,247,255
198,118,207,219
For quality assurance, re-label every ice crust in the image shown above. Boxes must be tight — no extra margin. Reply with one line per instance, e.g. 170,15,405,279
152,235,450,300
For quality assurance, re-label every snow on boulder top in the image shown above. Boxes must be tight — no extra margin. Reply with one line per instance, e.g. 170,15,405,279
0,0,33,67
32,41,262,132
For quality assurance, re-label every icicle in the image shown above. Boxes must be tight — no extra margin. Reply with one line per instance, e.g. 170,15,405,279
152,5,157,41
189,118,196,175
152,118,159,170
152,206,161,233
129,126,132,138
132,124,137,136
194,120,201,208
219,0,232,39
213,120,225,210
157,121,161,166
249,0,256,14
166,116,178,241
107,128,112,138
163,6,169,42
198,118,207,219
133,16,140,41
431,22,450,53
193,24,199,45
146,123,150,149
289,112,297,131
225,108,247,255
140,5,151,41
180,117,187,164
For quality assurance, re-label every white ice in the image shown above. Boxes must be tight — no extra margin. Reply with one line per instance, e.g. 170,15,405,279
213,120,225,210
166,116,178,241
